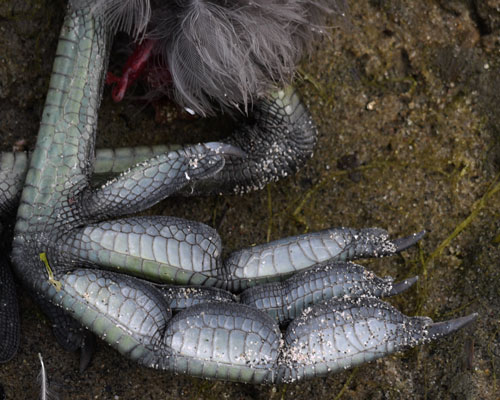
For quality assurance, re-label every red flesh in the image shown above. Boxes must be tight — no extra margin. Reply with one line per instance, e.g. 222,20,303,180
106,38,157,102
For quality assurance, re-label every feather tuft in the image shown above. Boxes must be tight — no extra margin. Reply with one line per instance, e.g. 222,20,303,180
73,0,349,115
147,1,349,115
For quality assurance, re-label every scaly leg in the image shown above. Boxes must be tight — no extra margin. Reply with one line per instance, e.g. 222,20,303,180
50,267,476,383
58,214,424,289
0,82,317,217
0,231,19,363
8,2,476,384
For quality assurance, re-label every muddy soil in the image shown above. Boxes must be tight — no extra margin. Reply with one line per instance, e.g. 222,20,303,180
0,1,499,399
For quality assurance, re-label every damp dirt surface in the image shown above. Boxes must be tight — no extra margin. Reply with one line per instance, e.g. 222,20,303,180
1,1,499,399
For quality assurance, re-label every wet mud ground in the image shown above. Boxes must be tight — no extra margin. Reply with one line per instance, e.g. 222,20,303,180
0,0,499,399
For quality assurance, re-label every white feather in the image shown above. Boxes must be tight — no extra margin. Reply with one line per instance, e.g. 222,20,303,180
38,353,58,400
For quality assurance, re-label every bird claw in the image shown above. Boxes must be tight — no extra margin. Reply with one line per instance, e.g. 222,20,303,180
2,3,477,386
387,276,419,296
427,313,479,339
392,230,426,252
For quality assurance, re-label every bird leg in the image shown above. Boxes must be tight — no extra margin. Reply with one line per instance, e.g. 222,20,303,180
5,2,477,384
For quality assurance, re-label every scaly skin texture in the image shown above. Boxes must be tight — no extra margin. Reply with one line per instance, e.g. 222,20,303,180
3,1,477,386
0,234,19,363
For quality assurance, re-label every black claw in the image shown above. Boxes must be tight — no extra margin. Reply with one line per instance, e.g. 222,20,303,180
204,142,247,158
427,313,478,339
388,276,419,296
392,230,426,252
79,332,96,373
